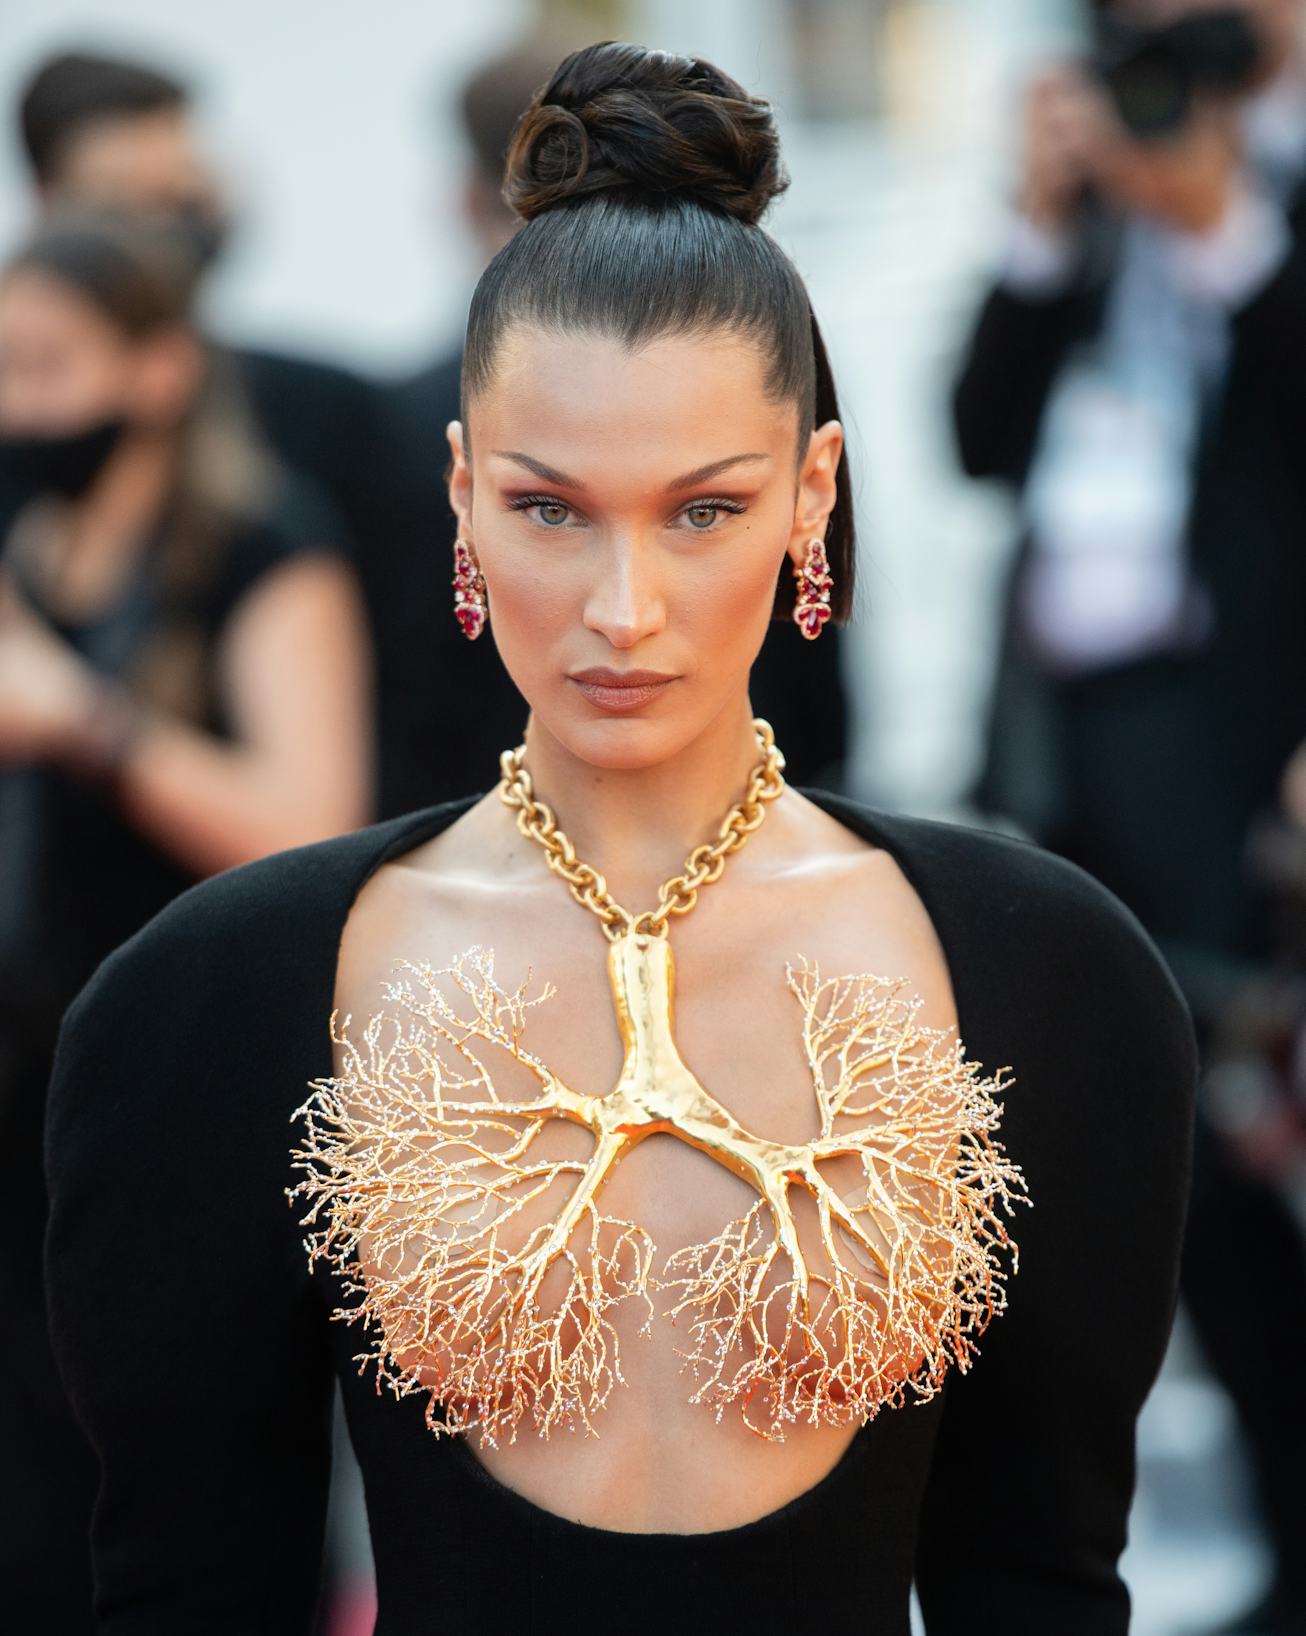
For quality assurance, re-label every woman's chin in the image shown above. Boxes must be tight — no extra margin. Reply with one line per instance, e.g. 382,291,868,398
563,715,683,769
529,708,699,773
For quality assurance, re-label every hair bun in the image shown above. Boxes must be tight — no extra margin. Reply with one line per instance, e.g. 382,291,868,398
504,41,787,226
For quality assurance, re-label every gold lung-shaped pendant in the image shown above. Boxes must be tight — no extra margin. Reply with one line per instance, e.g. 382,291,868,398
288,930,1030,1447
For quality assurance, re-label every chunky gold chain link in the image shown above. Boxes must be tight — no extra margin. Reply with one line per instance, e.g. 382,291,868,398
497,718,787,941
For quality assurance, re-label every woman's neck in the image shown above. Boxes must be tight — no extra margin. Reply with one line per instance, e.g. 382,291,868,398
515,697,771,911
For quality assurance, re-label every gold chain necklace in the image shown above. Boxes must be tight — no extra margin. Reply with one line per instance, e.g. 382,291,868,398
290,714,1028,1447
496,716,786,939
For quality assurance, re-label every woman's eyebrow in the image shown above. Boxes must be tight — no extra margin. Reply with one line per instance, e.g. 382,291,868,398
668,453,770,489
491,450,771,490
492,450,579,485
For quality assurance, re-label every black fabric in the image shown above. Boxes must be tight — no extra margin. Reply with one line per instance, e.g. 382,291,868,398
1179,1109,1306,1601
372,350,851,819
43,790,1197,1634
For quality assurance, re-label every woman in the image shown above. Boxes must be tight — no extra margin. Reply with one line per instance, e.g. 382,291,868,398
0,210,372,1629
43,46,1195,1635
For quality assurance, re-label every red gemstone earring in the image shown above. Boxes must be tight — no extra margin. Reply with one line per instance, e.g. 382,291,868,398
792,536,833,640
452,536,488,640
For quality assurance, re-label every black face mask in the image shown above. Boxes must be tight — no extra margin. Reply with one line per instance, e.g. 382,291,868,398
0,417,128,502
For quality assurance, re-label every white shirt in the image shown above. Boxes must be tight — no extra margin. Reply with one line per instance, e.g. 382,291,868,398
1002,73,1302,676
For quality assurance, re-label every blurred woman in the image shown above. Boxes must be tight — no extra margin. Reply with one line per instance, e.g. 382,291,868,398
0,210,373,1631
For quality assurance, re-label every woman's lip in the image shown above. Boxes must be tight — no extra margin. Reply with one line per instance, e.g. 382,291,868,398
570,669,677,686
568,675,676,712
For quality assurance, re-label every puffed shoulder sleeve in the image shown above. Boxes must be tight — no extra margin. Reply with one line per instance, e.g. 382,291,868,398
43,871,336,1631
913,836,1198,1634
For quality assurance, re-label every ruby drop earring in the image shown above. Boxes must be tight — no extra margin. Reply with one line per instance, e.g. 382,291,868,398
792,537,833,640
452,537,488,640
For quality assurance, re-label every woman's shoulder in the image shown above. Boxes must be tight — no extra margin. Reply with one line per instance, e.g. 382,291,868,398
815,787,1129,912
813,787,1162,939
808,789,1197,1056
42,802,468,1215
58,800,477,1036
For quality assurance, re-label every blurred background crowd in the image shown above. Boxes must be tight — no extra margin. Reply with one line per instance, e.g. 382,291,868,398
1,1,1304,1633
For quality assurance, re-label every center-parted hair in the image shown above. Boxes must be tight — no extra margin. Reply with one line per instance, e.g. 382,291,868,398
461,40,855,624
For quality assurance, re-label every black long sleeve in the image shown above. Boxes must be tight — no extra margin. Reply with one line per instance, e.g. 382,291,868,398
909,826,1198,1632
43,869,337,1634
951,281,1100,486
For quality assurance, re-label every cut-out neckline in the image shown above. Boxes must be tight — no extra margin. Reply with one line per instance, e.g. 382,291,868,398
322,785,969,1541
443,1402,877,1539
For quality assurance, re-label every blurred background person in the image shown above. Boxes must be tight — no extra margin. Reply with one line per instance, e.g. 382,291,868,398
375,30,851,819
0,209,372,1631
951,2,1306,1630
10,48,421,815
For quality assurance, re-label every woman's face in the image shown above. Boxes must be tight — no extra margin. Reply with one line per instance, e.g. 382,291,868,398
0,267,193,437
448,325,842,771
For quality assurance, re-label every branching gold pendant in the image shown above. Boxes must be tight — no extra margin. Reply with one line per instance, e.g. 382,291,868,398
286,721,1031,1447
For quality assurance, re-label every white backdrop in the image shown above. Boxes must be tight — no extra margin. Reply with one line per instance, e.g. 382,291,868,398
0,0,537,372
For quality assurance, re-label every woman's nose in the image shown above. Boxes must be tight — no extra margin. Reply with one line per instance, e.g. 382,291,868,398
581,536,667,649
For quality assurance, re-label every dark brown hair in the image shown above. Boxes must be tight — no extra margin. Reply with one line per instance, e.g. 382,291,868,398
19,51,189,185
461,41,855,624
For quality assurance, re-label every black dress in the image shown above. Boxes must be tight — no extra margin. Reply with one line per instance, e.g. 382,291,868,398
0,474,347,1059
43,790,1197,1635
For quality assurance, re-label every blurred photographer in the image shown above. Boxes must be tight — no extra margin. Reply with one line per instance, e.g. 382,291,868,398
952,4,1306,1631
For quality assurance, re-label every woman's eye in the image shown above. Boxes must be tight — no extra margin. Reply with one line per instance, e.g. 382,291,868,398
682,499,745,530
508,494,575,527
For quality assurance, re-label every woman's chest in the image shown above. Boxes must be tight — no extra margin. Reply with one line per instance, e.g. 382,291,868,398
289,870,1022,1531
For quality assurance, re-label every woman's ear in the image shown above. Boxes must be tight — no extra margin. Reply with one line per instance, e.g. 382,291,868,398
447,418,472,539
787,418,843,569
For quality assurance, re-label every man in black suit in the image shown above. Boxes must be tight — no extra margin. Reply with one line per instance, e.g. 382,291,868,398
952,4,1306,1630
958,1,1306,975
376,36,851,820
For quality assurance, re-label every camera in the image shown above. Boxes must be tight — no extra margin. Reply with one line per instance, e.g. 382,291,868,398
1091,8,1265,140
